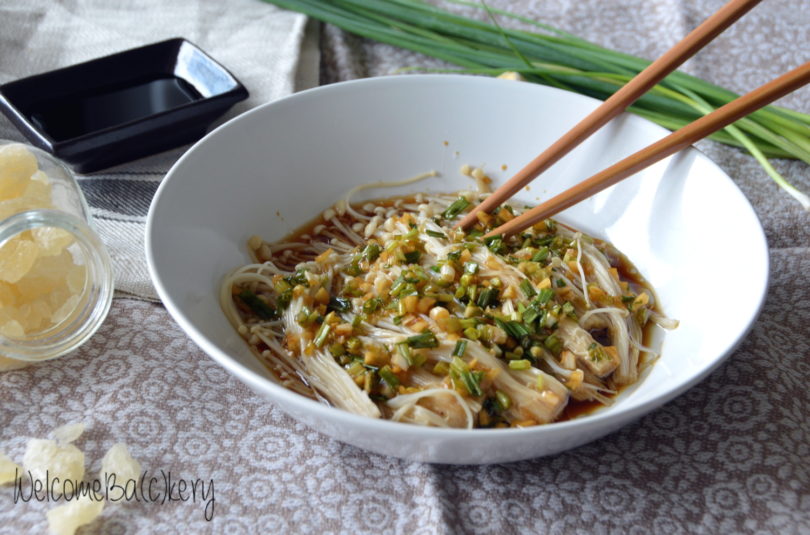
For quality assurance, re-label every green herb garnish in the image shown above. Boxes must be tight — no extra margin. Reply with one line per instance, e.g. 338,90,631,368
442,197,471,219
363,243,381,262
520,279,536,298
327,296,351,313
404,250,422,264
238,290,277,320
313,322,331,348
379,366,400,388
406,330,439,348
450,357,483,397
425,229,446,239
452,339,468,357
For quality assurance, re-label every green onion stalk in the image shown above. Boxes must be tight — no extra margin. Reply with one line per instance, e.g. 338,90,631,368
262,0,810,209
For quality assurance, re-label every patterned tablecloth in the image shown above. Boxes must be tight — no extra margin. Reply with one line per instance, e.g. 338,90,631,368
1,1,809,533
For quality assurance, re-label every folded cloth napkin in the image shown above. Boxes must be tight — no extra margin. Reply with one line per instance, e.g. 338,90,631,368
0,0,319,301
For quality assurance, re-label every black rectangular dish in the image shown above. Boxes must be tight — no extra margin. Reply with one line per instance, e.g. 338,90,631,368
0,38,248,173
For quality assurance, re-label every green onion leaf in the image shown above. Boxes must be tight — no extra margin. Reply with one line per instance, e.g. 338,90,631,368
522,306,541,325
443,197,471,219
363,243,381,262
495,317,530,339
483,234,506,254
544,334,563,355
476,287,499,309
508,359,531,370
379,366,400,388
495,390,511,411
520,279,536,298
313,322,331,348
425,229,446,238
285,268,309,287
450,356,483,397
452,339,468,357
561,301,577,318
397,342,413,365
404,250,422,264
535,288,555,305
327,296,351,313
531,247,550,263
363,297,383,314
276,289,293,311
406,330,439,348
588,342,608,362
238,290,278,320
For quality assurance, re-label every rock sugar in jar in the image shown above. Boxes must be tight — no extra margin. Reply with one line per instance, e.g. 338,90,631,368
0,141,113,369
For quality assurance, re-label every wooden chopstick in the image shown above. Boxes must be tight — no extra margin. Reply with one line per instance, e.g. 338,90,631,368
456,0,763,230
486,61,810,237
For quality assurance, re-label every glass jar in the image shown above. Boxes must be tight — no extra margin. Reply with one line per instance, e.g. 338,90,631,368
0,140,113,368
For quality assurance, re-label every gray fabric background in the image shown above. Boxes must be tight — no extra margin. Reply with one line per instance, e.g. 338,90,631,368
1,1,808,533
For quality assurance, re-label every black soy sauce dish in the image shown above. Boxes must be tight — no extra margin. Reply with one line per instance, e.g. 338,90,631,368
0,38,248,173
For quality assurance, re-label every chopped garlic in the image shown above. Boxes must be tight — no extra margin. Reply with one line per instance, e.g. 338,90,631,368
46,494,104,535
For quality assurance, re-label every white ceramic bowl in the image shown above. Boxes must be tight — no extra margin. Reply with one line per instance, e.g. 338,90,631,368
146,75,767,464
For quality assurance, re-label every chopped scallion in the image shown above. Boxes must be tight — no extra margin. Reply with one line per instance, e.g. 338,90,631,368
285,268,309,287
363,243,381,262
363,297,383,314
544,334,563,355
313,322,331,348
425,229,446,239
379,366,400,388
397,342,413,365
327,296,351,313
520,279,536,298
238,290,278,320
532,247,550,263
495,318,530,339
588,342,608,362
476,287,499,309
495,390,511,411
442,197,471,219
536,288,555,305
404,250,422,264
508,359,531,370
450,357,482,397
406,330,439,348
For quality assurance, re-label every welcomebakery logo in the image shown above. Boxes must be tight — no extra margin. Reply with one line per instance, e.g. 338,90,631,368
11,469,216,521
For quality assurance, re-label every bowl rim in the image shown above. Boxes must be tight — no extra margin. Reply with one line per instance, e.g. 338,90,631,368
146,73,769,442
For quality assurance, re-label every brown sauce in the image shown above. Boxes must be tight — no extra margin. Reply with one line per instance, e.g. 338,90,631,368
253,193,663,425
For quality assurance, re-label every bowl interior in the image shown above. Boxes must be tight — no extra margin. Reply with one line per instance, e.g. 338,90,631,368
146,75,767,462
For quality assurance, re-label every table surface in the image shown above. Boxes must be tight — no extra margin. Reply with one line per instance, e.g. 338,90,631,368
1,1,809,534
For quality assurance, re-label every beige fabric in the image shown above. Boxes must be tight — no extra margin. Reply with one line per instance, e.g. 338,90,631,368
1,1,808,533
